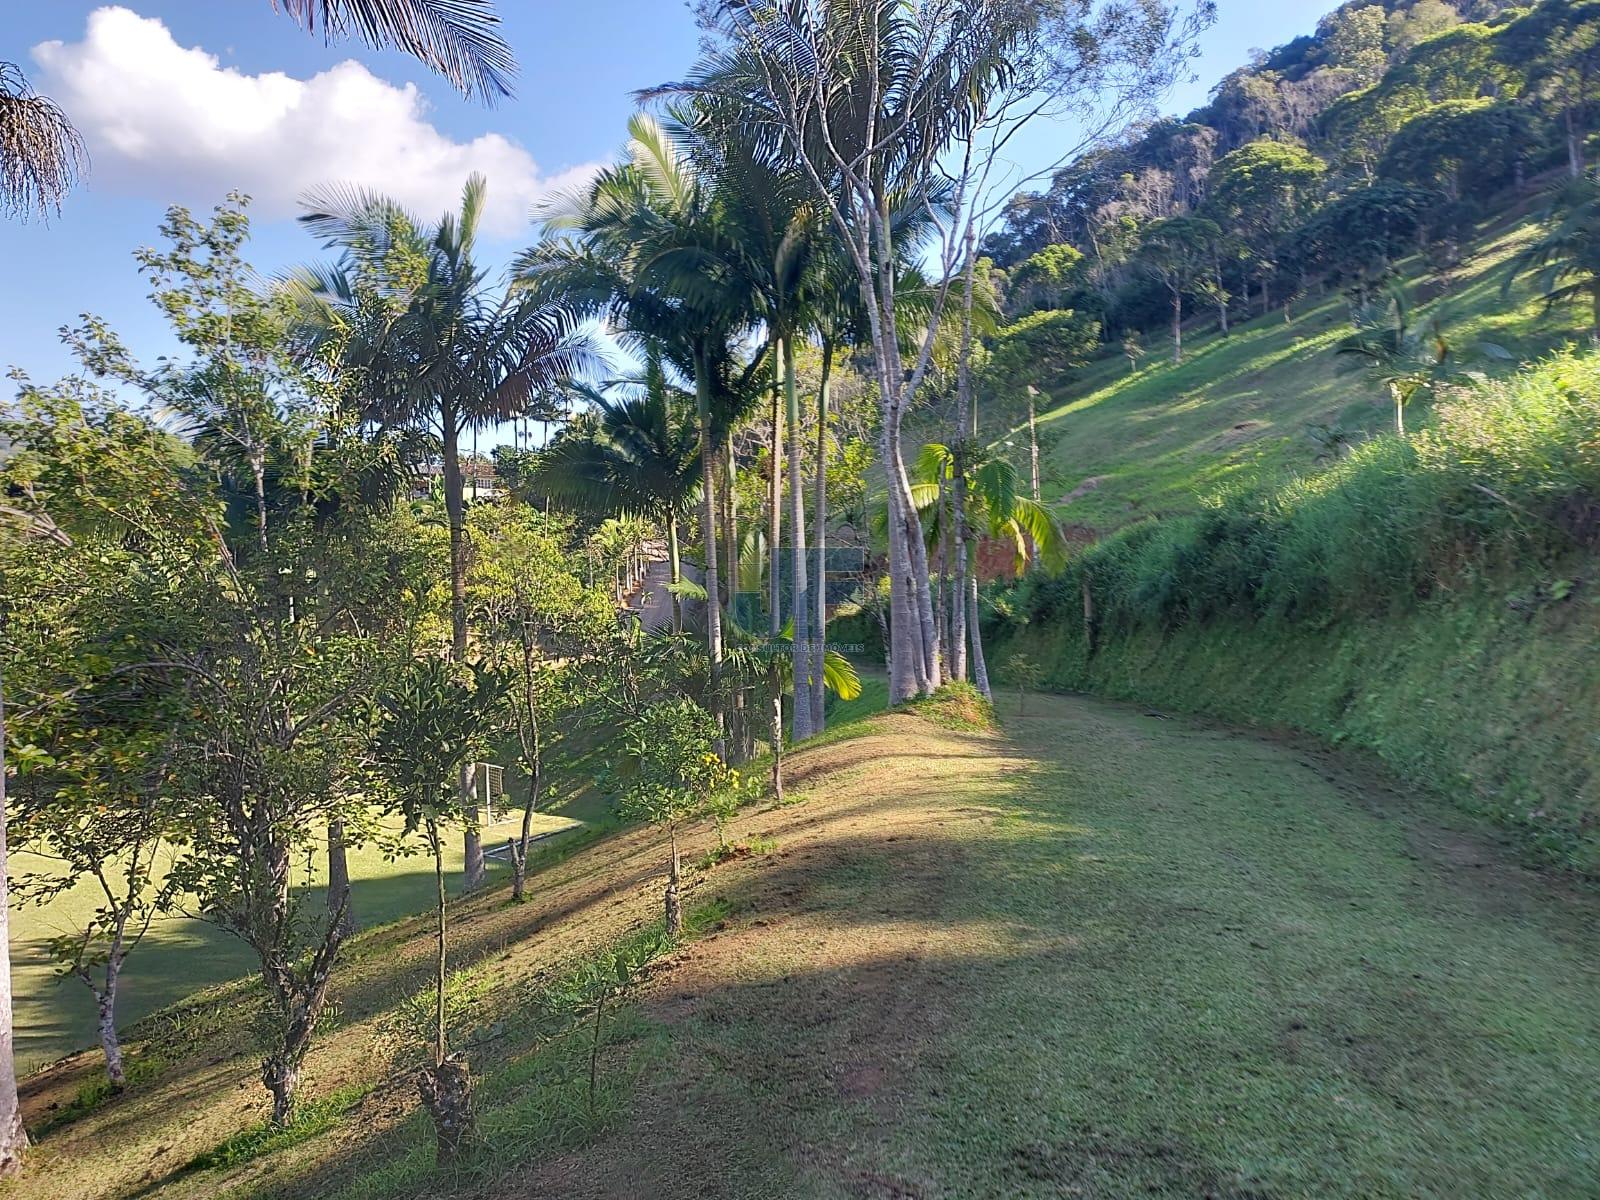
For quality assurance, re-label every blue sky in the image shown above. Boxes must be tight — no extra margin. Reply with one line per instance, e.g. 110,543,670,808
1,1,1337,421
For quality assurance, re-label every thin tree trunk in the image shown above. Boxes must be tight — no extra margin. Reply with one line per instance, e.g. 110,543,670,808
667,513,682,633
1567,107,1583,180
769,348,783,639
665,828,682,936
442,416,484,890
770,665,784,803
722,443,737,621
950,235,979,686
1028,392,1041,503
0,658,28,1177
96,981,125,1091
511,640,541,903
327,820,352,935
695,356,725,752
430,821,447,1069
810,341,832,732
968,571,991,701
935,468,950,685
419,819,473,1164
1171,290,1183,364
784,338,812,742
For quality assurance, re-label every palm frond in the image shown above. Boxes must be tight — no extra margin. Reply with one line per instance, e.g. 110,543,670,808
273,0,516,102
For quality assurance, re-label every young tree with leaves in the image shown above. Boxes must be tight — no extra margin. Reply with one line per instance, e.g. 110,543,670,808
375,655,507,1163
619,699,741,935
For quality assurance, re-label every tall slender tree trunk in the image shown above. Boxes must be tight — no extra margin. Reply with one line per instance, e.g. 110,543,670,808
327,820,352,935
968,572,992,701
1028,392,1041,502
950,235,980,686
511,641,542,904
722,444,737,622
809,342,832,732
1171,290,1183,364
666,514,682,633
784,338,812,742
934,470,950,683
694,355,725,752
769,350,783,638
665,828,682,936
419,820,473,1164
0,644,31,1176
441,415,485,890
1566,107,1584,180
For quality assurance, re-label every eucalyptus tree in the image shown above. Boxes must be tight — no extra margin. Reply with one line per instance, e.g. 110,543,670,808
1137,215,1221,363
516,115,768,745
297,175,593,886
685,0,1210,704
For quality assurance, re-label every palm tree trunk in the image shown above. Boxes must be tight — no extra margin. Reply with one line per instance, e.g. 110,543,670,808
441,415,485,890
769,349,783,640
694,354,725,751
809,341,832,732
722,443,737,621
667,513,682,633
968,571,992,701
784,337,812,742
0,658,27,1180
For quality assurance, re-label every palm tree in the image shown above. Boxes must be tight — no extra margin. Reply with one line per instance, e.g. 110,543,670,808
1336,282,1452,438
296,175,593,887
1504,174,1600,343
0,61,85,220
273,1,515,100
669,103,830,740
517,114,767,747
3,3,513,222
536,364,701,628
911,444,1067,700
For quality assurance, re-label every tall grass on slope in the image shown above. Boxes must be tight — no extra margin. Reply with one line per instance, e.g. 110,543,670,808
991,350,1600,869
1006,350,1600,636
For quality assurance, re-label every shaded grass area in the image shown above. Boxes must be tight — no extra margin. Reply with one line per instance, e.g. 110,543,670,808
545,695,1600,1199
11,810,586,1073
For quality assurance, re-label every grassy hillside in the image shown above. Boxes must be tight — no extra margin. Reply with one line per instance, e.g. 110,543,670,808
994,211,1589,538
8,692,1597,1199
979,206,1600,873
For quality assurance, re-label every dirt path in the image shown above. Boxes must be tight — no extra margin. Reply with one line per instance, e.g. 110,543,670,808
517,692,1600,1200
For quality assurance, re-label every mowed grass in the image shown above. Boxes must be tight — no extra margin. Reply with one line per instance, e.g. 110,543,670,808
532,692,1600,1199
10,806,583,1073
991,212,1591,537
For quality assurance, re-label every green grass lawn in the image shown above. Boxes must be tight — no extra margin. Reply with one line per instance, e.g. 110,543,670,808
10,806,584,1074
986,213,1590,538
554,691,1600,1199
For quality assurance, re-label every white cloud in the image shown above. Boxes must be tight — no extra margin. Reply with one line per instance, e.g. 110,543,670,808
32,6,597,236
